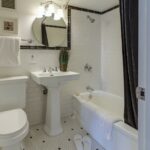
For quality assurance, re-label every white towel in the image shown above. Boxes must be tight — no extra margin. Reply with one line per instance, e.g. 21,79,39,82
0,36,21,66
79,100,122,141
96,110,122,140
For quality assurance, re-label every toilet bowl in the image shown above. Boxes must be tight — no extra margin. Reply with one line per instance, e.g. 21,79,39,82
0,76,29,150
0,109,29,150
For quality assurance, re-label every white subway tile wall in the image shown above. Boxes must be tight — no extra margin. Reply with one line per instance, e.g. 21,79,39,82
101,9,124,97
0,0,123,125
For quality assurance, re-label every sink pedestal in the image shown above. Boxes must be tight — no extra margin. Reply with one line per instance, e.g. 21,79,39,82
31,71,80,136
44,86,63,136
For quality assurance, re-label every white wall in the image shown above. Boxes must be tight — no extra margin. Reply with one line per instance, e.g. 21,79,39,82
60,10,101,116
0,0,102,125
0,50,60,125
0,0,123,125
0,0,61,125
69,9,101,92
101,8,124,97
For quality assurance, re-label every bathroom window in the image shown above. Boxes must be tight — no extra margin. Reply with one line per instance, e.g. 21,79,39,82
1,0,15,9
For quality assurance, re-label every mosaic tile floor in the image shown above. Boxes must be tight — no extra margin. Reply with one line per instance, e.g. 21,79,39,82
24,116,105,150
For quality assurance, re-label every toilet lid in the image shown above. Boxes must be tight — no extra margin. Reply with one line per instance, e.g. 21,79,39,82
0,109,27,135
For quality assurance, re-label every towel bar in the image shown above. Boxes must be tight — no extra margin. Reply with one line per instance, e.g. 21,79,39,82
21,39,33,44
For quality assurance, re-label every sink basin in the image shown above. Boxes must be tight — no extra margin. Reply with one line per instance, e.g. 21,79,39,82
31,71,80,87
31,71,80,136
38,72,52,77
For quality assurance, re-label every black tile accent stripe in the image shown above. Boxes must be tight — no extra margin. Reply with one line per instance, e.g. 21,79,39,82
69,5,101,15
20,45,69,50
45,25,67,29
69,5,119,15
68,6,71,50
101,5,120,14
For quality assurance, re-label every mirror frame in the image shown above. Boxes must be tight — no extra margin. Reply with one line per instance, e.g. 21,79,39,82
21,6,71,50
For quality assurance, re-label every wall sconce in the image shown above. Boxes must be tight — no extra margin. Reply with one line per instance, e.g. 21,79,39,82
36,0,69,20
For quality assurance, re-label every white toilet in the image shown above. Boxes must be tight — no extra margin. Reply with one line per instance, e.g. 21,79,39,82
0,76,29,150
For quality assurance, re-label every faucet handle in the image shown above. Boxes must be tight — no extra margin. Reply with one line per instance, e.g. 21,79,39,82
47,67,52,73
86,86,94,91
51,67,55,71
84,63,92,72
43,67,47,72
55,67,59,72
86,86,90,90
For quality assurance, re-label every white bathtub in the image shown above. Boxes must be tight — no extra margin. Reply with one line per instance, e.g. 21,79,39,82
73,91,138,150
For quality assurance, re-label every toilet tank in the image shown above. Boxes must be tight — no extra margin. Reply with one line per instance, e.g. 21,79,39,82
0,76,28,112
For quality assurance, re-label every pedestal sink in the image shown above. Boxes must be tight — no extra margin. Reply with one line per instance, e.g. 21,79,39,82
31,71,80,136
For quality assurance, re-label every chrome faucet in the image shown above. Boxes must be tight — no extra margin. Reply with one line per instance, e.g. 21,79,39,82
86,86,94,92
86,86,94,99
48,67,53,73
48,67,59,73
84,63,92,72
43,67,59,73
43,67,47,72
55,67,59,72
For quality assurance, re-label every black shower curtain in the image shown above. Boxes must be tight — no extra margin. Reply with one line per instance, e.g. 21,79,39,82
119,0,138,129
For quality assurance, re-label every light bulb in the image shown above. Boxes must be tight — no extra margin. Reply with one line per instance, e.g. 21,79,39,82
54,13,61,20
57,8,64,18
48,3,55,14
36,5,44,18
45,9,52,17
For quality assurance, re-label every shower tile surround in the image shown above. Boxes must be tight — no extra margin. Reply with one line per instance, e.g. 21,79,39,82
0,1,122,126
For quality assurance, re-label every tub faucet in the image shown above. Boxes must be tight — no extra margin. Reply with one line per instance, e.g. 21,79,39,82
84,63,92,72
86,86,94,92
48,67,59,73
43,67,47,72
86,86,94,99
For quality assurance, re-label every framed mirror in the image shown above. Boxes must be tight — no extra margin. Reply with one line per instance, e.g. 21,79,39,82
21,7,71,50
32,17,67,47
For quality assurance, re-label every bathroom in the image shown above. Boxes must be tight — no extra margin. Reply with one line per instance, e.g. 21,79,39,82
0,0,148,150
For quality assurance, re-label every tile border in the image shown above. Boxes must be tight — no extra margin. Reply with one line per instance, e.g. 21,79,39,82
68,5,101,15
101,5,120,14
68,5,119,15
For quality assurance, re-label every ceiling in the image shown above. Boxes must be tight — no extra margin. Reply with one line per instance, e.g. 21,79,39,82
14,0,119,15
69,0,119,12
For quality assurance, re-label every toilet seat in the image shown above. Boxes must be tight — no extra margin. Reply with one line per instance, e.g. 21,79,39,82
0,109,29,147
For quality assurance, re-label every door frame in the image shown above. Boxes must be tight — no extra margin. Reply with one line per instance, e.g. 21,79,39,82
139,0,150,149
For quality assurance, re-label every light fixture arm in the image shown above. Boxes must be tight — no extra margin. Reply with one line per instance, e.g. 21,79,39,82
65,0,71,9
37,0,66,20
40,0,71,9
41,1,61,8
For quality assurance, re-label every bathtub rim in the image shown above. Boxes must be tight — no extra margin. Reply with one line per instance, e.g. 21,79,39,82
73,91,138,140
73,90,124,99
